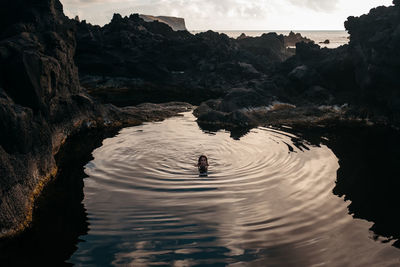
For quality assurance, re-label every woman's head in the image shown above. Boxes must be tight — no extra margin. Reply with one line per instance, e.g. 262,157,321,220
198,155,208,165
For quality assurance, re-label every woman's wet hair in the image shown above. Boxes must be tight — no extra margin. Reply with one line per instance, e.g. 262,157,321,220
198,155,208,164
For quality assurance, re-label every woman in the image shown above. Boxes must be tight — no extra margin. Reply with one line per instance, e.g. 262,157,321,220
197,155,209,176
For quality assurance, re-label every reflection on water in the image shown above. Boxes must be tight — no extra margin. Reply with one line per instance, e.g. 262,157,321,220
329,125,400,248
283,123,400,251
68,112,400,266
0,129,117,265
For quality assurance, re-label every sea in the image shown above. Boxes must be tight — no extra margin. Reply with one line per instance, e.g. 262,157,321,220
191,30,349,49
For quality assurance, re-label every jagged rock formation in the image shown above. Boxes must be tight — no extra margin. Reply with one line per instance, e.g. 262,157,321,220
272,1,400,124
74,14,292,106
283,31,313,47
0,0,191,237
73,2,400,129
237,31,312,47
236,32,291,62
237,33,248,40
195,1,400,128
139,14,187,31
344,2,400,122
0,0,85,237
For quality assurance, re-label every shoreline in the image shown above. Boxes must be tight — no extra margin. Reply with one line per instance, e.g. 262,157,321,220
2,108,399,264
0,102,192,239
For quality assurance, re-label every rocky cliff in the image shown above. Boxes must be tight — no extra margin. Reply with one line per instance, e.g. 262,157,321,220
0,0,191,237
0,0,85,237
139,14,187,31
344,2,400,122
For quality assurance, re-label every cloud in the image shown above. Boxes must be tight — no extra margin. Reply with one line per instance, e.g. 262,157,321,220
62,0,270,19
63,0,120,4
287,0,339,12
61,0,344,29
127,0,269,19
60,0,391,30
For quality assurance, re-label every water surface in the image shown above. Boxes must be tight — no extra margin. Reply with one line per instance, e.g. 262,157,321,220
68,112,400,266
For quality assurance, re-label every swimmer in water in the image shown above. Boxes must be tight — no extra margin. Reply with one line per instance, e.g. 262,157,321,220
197,155,209,174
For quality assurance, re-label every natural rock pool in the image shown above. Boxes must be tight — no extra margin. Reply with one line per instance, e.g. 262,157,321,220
66,112,400,266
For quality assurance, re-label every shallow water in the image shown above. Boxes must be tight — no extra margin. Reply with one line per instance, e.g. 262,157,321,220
68,112,400,266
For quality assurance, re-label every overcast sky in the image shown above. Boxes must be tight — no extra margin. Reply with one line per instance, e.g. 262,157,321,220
61,0,393,30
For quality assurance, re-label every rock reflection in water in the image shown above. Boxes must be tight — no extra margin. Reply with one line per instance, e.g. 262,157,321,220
0,129,120,265
329,125,400,248
282,123,400,250
67,112,400,266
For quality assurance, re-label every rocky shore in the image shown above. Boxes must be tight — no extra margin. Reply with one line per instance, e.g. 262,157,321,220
194,1,400,129
72,1,400,130
73,14,304,107
0,0,191,237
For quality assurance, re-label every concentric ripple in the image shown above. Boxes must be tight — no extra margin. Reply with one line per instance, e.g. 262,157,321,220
69,112,400,266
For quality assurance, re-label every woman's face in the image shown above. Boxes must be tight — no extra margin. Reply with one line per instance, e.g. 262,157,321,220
200,157,207,165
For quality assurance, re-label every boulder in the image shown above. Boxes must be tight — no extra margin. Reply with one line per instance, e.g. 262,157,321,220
237,32,288,62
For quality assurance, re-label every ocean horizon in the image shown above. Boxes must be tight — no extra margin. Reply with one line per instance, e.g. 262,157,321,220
191,30,349,48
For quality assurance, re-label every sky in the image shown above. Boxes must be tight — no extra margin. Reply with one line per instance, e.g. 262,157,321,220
61,0,393,31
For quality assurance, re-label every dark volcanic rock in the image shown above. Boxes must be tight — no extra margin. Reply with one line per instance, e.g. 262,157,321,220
194,1,400,129
319,39,330,44
283,31,313,47
0,0,192,238
237,33,248,40
194,87,276,127
74,15,293,106
344,1,400,121
304,1,400,123
0,0,83,236
253,0,399,127
236,32,290,63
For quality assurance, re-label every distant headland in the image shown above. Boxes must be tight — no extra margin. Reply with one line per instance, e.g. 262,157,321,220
139,14,187,31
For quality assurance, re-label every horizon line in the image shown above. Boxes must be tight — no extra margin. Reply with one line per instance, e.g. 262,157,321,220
189,29,348,32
